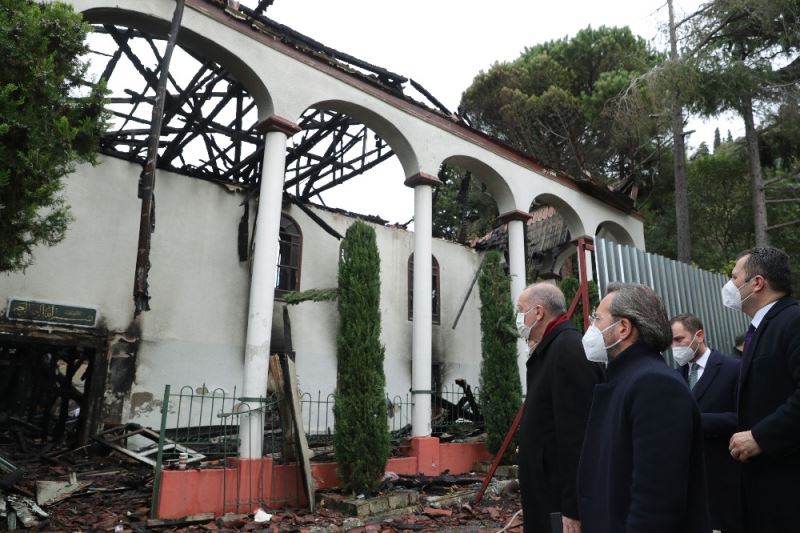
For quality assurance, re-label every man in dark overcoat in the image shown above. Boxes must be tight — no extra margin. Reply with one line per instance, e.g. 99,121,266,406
577,283,709,533
515,283,602,533
726,247,800,532
671,313,742,532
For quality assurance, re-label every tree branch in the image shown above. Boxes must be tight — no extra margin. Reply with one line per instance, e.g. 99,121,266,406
766,219,800,231
765,198,800,204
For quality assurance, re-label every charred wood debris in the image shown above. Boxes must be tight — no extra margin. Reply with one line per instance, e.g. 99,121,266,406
0,382,522,531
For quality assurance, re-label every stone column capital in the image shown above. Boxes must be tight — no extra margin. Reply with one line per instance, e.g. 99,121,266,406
404,172,442,189
496,209,532,225
255,115,302,136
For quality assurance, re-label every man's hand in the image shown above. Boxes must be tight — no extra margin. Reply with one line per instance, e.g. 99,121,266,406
562,515,581,533
729,430,763,462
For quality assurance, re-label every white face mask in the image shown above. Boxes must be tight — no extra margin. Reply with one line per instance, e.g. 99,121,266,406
671,332,699,366
515,311,539,341
721,278,753,311
581,321,621,363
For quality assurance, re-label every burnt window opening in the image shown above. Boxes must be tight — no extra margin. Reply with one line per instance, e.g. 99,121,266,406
275,215,302,296
0,340,104,446
408,254,441,325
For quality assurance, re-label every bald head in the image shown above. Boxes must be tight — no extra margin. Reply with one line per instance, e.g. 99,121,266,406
520,282,566,316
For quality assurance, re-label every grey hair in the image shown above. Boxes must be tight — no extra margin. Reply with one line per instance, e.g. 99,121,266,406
606,282,671,352
525,282,566,315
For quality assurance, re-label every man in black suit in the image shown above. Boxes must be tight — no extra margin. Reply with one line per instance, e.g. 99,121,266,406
726,247,800,532
577,283,709,533
515,283,602,533
671,313,742,532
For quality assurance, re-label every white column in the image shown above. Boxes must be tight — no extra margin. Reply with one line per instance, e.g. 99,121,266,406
500,211,531,391
406,173,440,438
507,219,527,305
240,116,300,459
581,247,594,282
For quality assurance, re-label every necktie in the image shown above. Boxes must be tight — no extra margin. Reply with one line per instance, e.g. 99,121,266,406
688,363,700,389
744,324,757,352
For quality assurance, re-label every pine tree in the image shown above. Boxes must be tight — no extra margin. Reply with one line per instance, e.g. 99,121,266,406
478,251,522,458
713,127,721,151
333,221,390,495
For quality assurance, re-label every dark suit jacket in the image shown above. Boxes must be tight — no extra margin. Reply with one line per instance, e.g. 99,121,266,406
577,341,709,533
518,320,602,533
737,296,800,532
680,349,742,532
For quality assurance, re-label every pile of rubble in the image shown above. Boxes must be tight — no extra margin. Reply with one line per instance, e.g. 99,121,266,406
1,417,152,531
0,414,522,532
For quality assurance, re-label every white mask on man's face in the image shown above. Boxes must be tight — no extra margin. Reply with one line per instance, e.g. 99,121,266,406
515,312,531,340
721,278,753,311
581,321,621,363
672,332,699,366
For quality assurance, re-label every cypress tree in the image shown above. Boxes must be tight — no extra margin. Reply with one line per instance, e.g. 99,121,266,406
333,221,390,495
478,251,522,457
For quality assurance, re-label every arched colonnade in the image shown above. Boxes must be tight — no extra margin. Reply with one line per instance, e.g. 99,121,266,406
67,0,645,456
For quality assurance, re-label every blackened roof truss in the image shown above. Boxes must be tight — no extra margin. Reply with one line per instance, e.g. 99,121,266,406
89,23,396,200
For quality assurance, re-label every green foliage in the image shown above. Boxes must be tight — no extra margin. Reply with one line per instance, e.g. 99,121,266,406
282,287,338,305
460,26,663,185
759,101,800,290
558,277,599,333
478,251,522,459
432,165,498,243
642,138,754,271
333,221,389,495
0,0,107,272
643,101,800,291
686,144,754,270
686,0,800,118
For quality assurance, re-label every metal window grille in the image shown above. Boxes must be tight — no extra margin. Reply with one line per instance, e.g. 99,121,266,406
407,254,441,324
275,215,302,295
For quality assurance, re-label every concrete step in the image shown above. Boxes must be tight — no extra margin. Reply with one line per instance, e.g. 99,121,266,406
318,489,419,518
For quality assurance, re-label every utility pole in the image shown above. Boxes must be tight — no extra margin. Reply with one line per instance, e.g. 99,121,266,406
668,0,691,263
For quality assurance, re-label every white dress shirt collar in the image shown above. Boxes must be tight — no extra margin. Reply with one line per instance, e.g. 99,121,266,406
752,300,778,329
694,347,711,369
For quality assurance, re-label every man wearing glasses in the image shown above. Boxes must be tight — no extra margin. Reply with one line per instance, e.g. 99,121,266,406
576,283,709,533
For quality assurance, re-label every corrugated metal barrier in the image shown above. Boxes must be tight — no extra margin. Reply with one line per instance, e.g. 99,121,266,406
594,237,750,359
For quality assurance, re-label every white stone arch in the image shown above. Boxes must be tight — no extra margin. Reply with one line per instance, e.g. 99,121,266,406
73,1,274,119
532,192,587,239
553,246,578,276
439,155,516,215
595,220,636,246
303,99,420,179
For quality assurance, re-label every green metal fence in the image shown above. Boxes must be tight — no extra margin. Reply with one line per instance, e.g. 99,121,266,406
150,382,484,514
150,384,279,517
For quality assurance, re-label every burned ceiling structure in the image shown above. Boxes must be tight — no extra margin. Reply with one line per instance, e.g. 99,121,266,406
88,0,460,206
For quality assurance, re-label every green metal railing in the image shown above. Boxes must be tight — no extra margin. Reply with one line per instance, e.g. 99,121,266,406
150,384,279,517
150,382,484,516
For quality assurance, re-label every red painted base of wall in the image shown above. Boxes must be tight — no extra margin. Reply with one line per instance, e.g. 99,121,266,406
156,437,492,519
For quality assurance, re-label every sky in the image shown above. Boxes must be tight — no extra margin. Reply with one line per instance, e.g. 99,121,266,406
247,1,743,223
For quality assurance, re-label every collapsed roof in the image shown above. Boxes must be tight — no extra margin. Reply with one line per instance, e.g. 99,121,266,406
88,0,635,214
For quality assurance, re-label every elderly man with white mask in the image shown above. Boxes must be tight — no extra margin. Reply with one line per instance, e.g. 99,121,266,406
515,282,602,533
